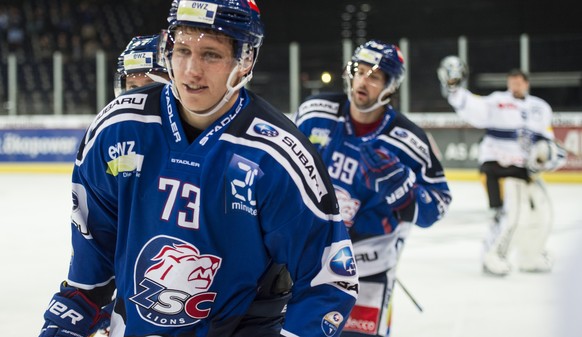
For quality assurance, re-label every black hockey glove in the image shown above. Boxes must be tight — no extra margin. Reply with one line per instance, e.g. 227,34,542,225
358,141,416,210
39,282,111,337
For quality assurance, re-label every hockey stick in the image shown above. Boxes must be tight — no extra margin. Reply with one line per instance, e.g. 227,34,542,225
396,278,423,312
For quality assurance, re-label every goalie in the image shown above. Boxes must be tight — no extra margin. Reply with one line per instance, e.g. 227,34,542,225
437,56,567,276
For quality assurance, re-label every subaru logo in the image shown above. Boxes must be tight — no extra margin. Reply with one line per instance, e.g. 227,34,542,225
254,123,279,137
330,247,356,276
394,129,408,137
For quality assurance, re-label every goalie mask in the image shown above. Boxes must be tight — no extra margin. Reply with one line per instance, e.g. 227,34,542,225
114,34,168,97
344,40,405,113
160,0,264,117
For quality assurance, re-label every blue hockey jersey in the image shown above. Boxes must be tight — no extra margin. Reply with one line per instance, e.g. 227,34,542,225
295,93,452,276
65,84,358,336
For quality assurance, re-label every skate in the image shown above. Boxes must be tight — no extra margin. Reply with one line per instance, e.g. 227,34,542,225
518,252,553,273
482,251,512,276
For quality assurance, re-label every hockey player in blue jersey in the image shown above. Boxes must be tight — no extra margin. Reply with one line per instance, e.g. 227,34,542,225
294,40,452,336
114,34,170,97
107,31,295,337
38,1,358,336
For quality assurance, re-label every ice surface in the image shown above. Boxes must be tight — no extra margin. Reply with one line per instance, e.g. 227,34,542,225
1,173,580,337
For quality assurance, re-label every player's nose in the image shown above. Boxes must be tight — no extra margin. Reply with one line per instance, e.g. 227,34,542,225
184,55,204,76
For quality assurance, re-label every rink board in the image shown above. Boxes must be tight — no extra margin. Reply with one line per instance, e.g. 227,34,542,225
2,114,582,182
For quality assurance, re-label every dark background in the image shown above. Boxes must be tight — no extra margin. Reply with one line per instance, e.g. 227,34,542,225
261,0,582,42
141,0,582,43
2,0,581,114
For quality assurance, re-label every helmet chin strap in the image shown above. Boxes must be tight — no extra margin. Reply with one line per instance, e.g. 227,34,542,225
347,79,396,114
147,72,171,85
170,64,251,118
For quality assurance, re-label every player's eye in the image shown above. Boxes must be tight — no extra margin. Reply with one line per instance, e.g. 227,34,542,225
201,51,223,63
174,47,190,56
369,73,382,81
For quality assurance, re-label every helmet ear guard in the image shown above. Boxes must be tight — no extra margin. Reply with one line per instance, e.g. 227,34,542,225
239,43,254,73
157,29,171,70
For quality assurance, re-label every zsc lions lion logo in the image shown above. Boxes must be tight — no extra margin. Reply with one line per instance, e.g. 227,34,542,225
334,185,361,227
130,236,223,327
145,243,222,294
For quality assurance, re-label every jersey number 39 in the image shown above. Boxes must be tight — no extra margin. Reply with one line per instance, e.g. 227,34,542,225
329,151,358,185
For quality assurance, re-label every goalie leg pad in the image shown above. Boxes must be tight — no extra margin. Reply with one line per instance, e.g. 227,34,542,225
482,178,529,276
482,215,513,276
514,178,554,272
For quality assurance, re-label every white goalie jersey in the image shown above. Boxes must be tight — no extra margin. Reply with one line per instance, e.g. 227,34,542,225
448,88,566,171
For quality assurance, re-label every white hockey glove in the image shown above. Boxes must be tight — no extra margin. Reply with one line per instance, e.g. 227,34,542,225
527,139,567,173
437,55,468,96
